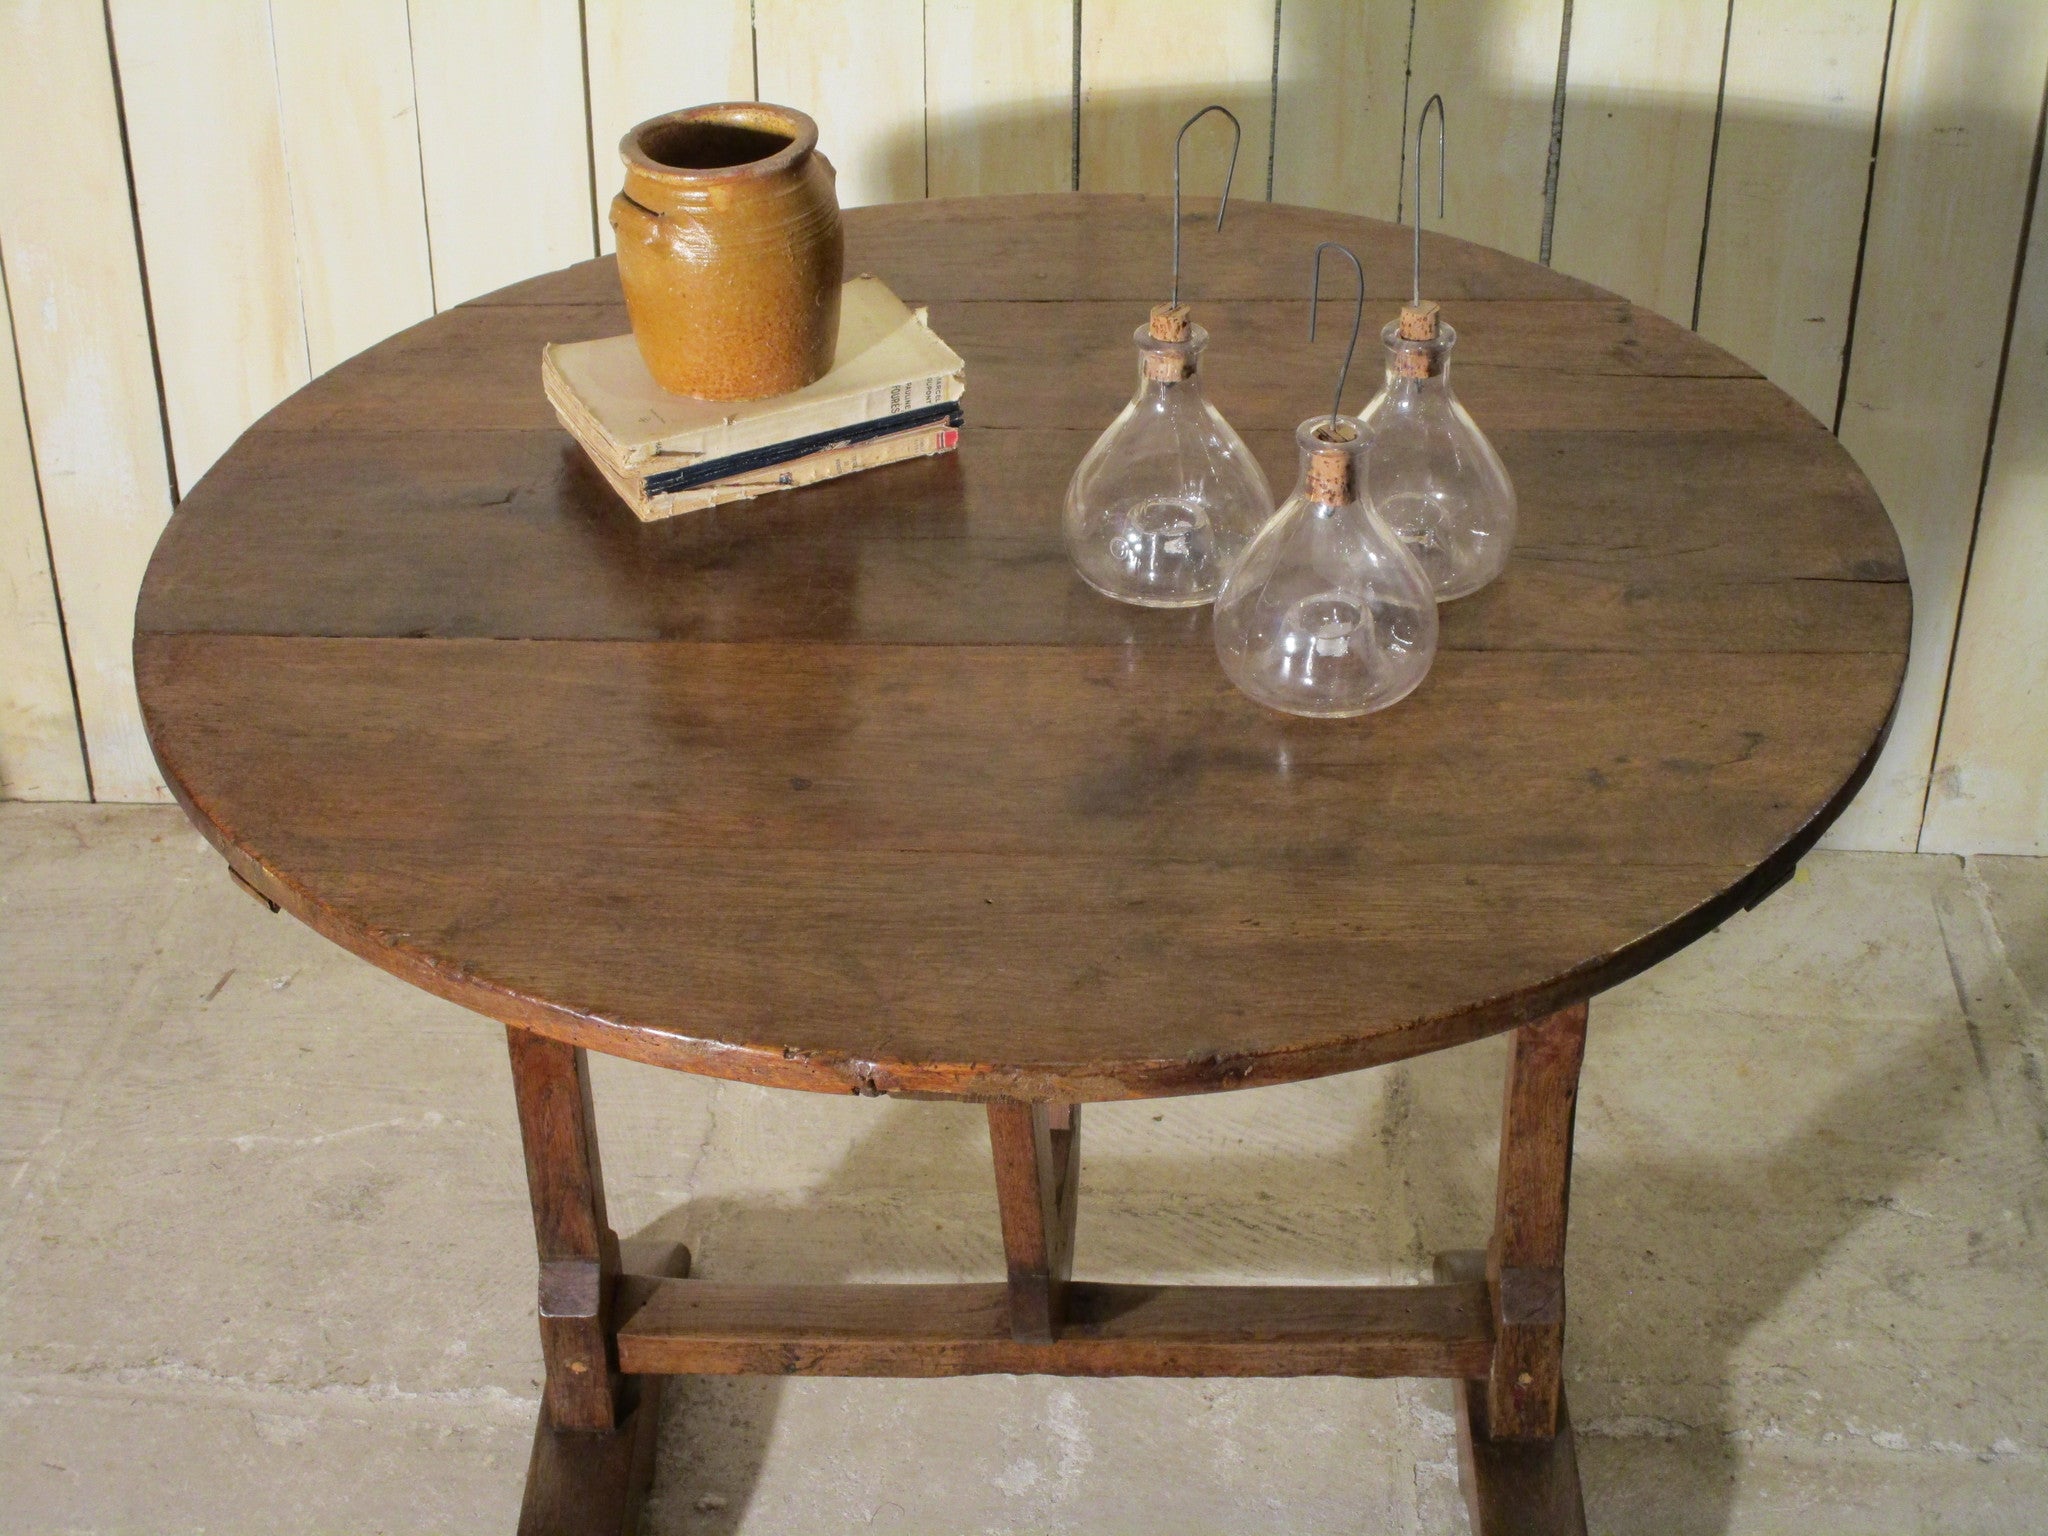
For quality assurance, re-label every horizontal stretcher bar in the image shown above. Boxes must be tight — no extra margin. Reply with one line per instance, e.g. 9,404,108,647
615,1278,1495,1379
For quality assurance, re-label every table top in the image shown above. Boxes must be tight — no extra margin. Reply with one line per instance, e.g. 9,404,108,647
135,194,1909,1103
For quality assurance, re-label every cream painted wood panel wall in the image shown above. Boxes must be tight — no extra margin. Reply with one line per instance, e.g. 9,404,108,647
1921,118,2048,855
0,0,2043,860
0,258,88,800
0,0,177,803
1548,0,1726,325
758,0,927,207
410,0,596,308
927,1,1074,197
1825,1,2048,851
270,0,437,374
588,1,756,255
110,0,310,497
1695,1,1892,424
1080,0,1275,204
1272,0,1413,222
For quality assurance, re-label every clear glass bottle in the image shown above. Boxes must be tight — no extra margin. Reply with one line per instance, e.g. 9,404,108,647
1358,304,1516,601
1063,307,1275,608
1213,414,1438,718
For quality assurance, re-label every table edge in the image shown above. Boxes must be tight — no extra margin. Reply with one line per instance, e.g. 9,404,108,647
137,636,1897,1102
130,192,1912,1102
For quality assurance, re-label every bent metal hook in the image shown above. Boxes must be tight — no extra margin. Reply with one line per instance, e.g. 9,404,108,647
1172,104,1243,308
1309,241,1366,430
1411,93,1447,307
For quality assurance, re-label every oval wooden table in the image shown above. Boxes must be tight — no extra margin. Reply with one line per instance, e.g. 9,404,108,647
136,194,1908,1534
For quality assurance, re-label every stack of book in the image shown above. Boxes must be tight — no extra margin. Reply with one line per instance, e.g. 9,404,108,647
542,275,965,521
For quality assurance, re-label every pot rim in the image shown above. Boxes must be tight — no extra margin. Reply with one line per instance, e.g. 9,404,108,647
620,102,819,185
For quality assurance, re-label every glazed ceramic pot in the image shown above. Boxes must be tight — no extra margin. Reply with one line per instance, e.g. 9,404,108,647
612,103,843,400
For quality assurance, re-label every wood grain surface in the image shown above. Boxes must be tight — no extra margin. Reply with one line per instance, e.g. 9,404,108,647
135,195,1909,1102
614,1278,1496,1379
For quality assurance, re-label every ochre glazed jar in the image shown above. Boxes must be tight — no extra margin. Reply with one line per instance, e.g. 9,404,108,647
612,103,843,400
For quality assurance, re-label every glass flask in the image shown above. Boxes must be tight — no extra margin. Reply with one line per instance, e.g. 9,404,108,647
1063,304,1275,608
1358,302,1517,601
1213,414,1438,718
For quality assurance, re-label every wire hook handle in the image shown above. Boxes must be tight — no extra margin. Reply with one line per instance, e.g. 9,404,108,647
1411,93,1446,307
1172,104,1243,308
1309,241,1366,430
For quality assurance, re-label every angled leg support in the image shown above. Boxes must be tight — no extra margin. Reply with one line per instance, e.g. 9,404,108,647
508,1026,622,1431
1439,1000,1590,1535
506,1027,691,1536
987,1101,1081,1341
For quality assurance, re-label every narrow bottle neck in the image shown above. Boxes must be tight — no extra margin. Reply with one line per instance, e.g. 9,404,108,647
1294,414,1367,507
1380,365,1452,402
1380,317,1455,390
1134,319,1205,393
1137,360,1200,396
1384,345,1451,388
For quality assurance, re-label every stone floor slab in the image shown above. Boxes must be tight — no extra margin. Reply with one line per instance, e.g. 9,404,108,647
2,804,2044,1533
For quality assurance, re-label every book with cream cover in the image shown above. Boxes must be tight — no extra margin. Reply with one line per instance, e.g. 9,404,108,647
542,274,965,522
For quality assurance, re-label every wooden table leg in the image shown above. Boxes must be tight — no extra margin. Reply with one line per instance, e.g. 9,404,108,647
1438,1000,1590,1535
503,1034,1583,1532
507,1026,691,1536
508,1026,622,1432
516,1374,662,1536
987,1101,1081,1341
1436,1250,1587,1536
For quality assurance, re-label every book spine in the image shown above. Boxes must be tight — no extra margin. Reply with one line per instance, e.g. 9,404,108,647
642,401,961,494
631,423,960,522
629,368,966,469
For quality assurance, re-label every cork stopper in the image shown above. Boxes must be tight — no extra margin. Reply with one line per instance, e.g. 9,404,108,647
1149,303,1191,341
1398,300,1440,340
1144,303,1194,382
1393,301,1444,379
1306,422,1356,502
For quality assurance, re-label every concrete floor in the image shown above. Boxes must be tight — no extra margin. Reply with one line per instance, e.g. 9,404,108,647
2,804,2046,1533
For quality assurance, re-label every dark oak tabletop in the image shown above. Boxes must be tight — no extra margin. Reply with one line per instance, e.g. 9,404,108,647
135,194,1909,1102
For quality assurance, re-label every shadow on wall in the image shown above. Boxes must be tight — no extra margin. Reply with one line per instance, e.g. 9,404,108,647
850,33,2034,434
